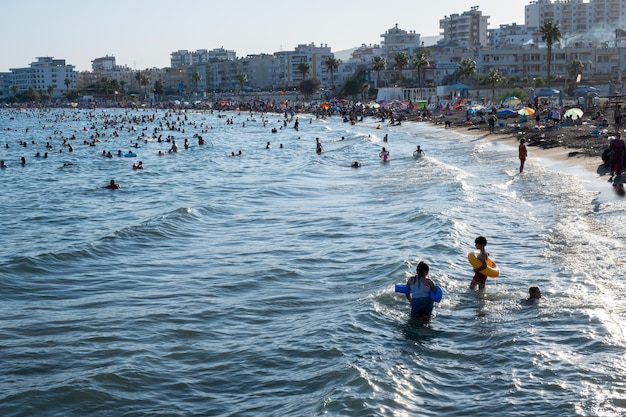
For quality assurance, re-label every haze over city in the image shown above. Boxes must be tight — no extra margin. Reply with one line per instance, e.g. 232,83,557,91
1,0,528,72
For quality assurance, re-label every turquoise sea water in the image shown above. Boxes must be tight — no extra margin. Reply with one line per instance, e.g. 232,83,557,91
1,108,626,416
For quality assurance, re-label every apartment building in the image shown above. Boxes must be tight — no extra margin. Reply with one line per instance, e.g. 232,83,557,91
439,6,490,48
9,57,76,97
526,0,626,44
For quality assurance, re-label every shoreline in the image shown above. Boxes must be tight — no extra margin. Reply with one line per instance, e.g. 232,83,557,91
425,115,621,186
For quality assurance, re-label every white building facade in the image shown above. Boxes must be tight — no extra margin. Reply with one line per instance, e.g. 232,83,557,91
525,0,626,44
9,57,76,97
439,6,490,48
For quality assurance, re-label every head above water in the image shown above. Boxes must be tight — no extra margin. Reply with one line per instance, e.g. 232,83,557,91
416,261,429,276
529,286,541,299
475,236,487,246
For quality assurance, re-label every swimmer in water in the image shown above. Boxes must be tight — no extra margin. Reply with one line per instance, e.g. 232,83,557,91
105,179,121,189
379,147,389,161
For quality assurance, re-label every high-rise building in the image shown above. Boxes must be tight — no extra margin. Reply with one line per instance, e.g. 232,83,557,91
526,0,626,44
439,6,490,48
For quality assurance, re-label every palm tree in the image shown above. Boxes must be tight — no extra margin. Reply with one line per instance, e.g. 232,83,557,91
372,56,387,87
360,82,370,101
485,69,504,101
456,58,476,84
539,21,562,87
11,85,19,97
135,72,143,90
192,71,202,95
393,52,410,84
236,73,248,94
47,85,55,100
297,62,310,80
64,78,71,90
324,56,341,90
135,72,150,99
413,49,431,88
567,59,584,83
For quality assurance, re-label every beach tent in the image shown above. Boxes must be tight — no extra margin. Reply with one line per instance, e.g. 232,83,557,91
503,96,522,106
496,108,518,117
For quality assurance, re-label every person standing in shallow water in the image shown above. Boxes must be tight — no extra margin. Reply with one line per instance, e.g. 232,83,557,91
470,236,490,290
609,132,625,179
315,137,322,153
405,261,437,321
379,147,389,161
519,138,528,173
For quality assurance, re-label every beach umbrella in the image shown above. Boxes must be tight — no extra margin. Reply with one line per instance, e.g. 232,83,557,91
367,101,380,109
320,103,330,110
564,107,584,120
518,107,535,116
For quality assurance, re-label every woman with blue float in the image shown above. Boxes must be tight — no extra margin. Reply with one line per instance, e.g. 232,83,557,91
401,261,440,322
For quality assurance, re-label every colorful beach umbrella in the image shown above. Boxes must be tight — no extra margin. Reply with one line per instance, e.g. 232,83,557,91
518,107,536,116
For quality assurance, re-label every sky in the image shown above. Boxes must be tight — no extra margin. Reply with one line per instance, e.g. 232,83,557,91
0,0,529,72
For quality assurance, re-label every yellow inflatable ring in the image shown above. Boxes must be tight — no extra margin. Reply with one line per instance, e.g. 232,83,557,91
467,252,500,278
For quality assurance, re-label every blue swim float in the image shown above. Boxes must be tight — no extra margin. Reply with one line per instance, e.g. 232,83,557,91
395,283,443,302
395,283,410,294
430,285,443,303
124,152,137,157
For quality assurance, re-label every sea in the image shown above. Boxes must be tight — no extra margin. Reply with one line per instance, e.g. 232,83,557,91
1,107,626,417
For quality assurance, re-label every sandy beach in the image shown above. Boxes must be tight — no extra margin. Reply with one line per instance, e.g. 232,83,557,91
426,109,619,184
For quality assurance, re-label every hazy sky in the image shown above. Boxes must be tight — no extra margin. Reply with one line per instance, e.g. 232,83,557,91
1,0,529,72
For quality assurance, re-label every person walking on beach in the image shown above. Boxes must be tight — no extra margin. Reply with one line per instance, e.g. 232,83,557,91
470,236,490,290
614,105,623,132
405,261,437,322
519,138,528,173
535,110,541,127
609,132,625,179
551,107,561,125
488,114,497,134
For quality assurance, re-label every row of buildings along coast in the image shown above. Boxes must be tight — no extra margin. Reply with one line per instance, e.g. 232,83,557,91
1,0,626,101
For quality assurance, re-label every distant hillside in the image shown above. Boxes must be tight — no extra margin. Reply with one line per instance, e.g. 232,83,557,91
334,35,442,61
